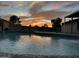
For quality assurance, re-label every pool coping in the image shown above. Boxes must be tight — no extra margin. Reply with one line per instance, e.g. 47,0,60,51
0,53,79,58
33,31,79,38
0,31,79,38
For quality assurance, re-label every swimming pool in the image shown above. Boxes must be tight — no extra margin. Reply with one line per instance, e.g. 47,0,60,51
0,32,79,57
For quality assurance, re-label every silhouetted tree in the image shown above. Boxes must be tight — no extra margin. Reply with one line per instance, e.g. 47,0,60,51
43,24,48,28
0,17,3,26
51,17,62,32
0,17,4,31
56,17,62,32
10,15,20,24
51,19,56,31
34,25,39,28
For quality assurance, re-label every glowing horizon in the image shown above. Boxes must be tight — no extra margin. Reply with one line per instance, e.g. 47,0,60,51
20,20,52,28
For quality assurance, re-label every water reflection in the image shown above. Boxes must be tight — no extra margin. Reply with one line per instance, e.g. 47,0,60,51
0,33,79,56
30,35,52,46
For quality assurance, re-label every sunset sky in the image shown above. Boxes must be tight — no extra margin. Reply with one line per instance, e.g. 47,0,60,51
0,1,79,27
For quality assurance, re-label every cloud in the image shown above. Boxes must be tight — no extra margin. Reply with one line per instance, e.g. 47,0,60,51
29,1,75,19
0,2,9,7
63,2,79,8
29,1,74,13
31,10,68,20
0,1,78,20
59,1,79,12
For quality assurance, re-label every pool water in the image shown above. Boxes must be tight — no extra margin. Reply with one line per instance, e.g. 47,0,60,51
0,32,79,57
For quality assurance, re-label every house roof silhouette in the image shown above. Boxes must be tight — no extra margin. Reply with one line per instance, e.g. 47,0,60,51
65,11,79,18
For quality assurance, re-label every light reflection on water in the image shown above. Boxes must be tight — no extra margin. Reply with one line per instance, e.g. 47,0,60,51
0,33,79,56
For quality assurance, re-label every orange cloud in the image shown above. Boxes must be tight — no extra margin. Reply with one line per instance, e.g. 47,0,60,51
20,20,52,28
34,16,46,19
